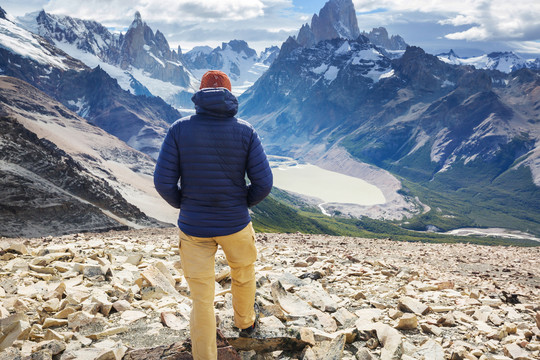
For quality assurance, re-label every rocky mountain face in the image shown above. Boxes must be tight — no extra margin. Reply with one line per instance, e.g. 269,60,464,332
260,46,281,65
18,10,197,107
0,116,133,237
296,0,360,47
0,11,181,159
184,40,280,95
240,0,540,234
119,12,191,87
361,27,408,52
0,228,538,359
240,36,394,153
0,76,170,237
17,10,281,103
438,50,540,73
31,10,121,65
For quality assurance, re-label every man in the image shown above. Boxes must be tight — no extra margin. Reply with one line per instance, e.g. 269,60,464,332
154,70,273,360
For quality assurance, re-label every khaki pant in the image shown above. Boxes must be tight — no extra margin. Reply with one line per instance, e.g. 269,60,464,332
179,223,258,360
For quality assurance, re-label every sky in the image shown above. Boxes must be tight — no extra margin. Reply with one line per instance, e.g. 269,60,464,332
2,0,540,58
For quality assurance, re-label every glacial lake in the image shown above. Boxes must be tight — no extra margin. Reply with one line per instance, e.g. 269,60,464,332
270,157,386,206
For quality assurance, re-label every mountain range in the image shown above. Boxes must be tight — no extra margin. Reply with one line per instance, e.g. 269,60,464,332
1,0,539,239
17,10,280,104
240,0,540,235
438,50,540,73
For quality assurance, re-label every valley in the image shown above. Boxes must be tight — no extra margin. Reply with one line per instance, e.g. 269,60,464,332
0,0,539,244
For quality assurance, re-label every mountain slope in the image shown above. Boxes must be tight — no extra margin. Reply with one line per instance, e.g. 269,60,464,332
0,75,178,236
240,0,540,235
18,10,197,107
0,11,181,159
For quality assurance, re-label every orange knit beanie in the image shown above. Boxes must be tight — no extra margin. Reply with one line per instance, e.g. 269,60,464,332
199,70,232,91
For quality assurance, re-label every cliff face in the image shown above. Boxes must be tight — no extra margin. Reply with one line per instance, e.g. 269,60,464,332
119,12,191,87
0,76,170,237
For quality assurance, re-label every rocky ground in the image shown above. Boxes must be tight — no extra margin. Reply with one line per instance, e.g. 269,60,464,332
0,228,539,359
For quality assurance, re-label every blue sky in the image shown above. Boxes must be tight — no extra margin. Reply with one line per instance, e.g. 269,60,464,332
3,0,540,57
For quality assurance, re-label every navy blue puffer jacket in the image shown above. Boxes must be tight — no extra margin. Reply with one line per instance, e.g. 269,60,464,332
153,88,273,237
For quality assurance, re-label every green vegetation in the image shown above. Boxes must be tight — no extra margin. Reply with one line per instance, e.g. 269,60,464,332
341,133,540,238
250,189,540,247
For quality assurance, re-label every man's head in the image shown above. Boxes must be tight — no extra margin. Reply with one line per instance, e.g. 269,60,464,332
200,70,232,92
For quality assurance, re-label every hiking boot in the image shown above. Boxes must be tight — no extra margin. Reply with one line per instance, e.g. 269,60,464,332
239,303,260,338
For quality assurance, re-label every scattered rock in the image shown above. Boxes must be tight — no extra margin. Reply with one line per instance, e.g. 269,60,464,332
421,323,442,336
414,339,444,360
271,281,314,316
120,310,147,324
503,343,532,360
6,243,29,255
325,333,346,360
32,339,66,356
0,316,30,350
112,299,131,313
227,316,309,353
372,322,403,360
356,348,375,360
395,314,418,330
398,297,430,315
0,229,538,360
438,312,457,327
67,311,94,330
388,309,403,320
160,312,188,331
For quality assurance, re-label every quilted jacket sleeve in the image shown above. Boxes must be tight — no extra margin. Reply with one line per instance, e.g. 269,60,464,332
154,126,182,209
246,129,273,207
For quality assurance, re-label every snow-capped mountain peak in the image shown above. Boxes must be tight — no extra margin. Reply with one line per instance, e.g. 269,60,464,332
437,50,539,73
16,10,197,107
184,40,279,96
298,0,360,47
130,11,143,30
0,11,85,71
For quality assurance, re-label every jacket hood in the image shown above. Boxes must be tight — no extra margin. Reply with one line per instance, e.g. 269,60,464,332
191,88,238,118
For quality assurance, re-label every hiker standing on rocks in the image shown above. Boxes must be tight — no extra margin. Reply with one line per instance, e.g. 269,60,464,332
154,70,273,360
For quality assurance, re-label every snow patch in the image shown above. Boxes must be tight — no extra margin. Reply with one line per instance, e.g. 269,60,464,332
379,69,394,80
0,18,69,70
351,49,383,64
335,41,350,55
324,66,339,82
441,80,455,88
311,63,328,75
148,51,165,67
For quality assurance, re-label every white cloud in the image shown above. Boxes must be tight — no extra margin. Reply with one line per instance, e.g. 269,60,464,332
438,15,477,27
444,27,489,41
43,0,274,24
3,0,539,56
353,0,540,42
508,41,540,55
